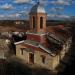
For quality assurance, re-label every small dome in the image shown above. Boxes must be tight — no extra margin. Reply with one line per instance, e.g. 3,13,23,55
29,2,46,14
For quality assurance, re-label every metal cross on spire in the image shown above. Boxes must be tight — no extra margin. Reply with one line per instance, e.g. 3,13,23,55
37,0,46,6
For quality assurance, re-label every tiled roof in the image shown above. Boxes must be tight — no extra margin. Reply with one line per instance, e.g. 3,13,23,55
15,40,56,56
46,25,71,44
46,34,63,45
24,40,39,47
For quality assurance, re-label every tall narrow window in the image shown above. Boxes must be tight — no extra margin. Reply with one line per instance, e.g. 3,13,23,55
21,49,23,55
41,55,46,64
20,48,25,55
29,53,34,63
33,16,36,29
40,17,43,29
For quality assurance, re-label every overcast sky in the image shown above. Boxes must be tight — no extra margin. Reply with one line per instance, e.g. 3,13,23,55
0,0,75,20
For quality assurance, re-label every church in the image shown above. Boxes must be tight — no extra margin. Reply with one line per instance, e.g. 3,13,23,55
15,2,72,70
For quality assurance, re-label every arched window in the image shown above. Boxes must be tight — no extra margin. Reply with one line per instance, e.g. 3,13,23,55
40,17,43,29
33,16,36,29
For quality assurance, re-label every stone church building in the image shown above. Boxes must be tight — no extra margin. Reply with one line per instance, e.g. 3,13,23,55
15,2,72,70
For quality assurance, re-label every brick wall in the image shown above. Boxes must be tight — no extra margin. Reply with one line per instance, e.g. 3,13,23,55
29,13,47,33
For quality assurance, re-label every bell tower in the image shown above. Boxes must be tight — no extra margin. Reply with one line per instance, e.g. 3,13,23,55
29,2,47,33
26,2,47,46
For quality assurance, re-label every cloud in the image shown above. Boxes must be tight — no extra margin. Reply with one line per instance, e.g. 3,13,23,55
0,15,5,18
39,0,48,6
50,0,71,5
47,14,70,19
7,13,28,20
47,14,56,18
4,12,28,19
57,15,70,18
0,3,13,10
8,13,21,18
30,1,36,5
72,1,75,4
14,0,36,5
49,7,64,13
14,0,32,4
24,7,28,9
19,10,29,15
0,9,30,20
0,13,22,20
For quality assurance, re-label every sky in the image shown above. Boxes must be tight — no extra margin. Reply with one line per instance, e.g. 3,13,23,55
0,0,75,20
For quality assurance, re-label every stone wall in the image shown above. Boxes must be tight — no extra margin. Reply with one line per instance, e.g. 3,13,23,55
16,44,60,70
16,44,29,63
34,51,53,70
60,37,72,60
0,39,10,59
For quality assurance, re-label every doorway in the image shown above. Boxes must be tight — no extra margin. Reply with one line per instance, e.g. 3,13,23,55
29,53,34,64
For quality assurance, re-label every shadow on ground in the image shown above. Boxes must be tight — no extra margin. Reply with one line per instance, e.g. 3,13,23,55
0,60,54,75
